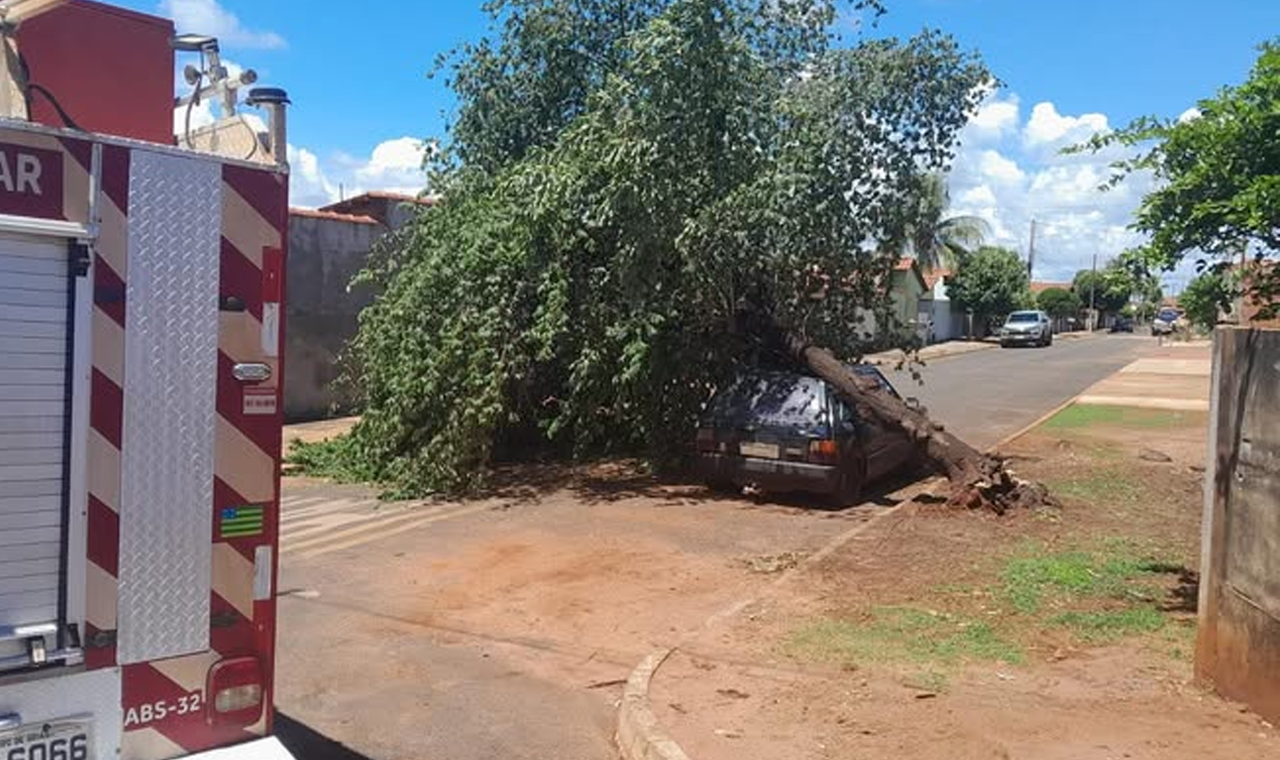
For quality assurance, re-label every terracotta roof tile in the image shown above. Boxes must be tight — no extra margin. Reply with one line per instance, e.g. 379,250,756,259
289,207,380,225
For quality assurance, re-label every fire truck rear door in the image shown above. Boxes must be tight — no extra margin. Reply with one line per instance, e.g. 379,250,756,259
0,231,72,670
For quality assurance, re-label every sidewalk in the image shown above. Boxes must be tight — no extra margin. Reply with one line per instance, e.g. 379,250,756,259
864,339,994,366
1076,341,1211,411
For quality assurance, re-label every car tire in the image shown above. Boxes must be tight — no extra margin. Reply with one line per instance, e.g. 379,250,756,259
706,479,740,496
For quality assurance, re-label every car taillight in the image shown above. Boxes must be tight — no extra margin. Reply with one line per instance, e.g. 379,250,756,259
808,439,839,464
207,656,265,726
696,428,716,452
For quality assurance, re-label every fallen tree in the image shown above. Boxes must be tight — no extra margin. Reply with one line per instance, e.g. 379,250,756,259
323,0,1054,512
781,329,1054,513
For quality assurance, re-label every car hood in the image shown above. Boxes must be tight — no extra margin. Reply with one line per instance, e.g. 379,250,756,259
1003,323,1040,332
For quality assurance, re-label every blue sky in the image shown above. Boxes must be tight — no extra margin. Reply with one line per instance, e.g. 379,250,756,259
127,0,1280,288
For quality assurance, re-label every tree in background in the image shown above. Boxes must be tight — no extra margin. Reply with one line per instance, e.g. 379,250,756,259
1180,270,1238,331
1076,40,1280,318
1072,267,1131,315
947,246,1031,334
899,173,991,273
1037,287,1082,322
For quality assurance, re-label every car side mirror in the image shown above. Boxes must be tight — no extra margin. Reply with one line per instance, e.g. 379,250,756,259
905,397,925,414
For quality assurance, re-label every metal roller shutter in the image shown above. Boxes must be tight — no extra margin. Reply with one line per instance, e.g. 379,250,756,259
0,233,69,641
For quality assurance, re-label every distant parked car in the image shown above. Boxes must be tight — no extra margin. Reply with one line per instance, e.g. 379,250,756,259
1000,310,1053,347
1110,317,1134,333
696,367,919,505
1152,308,1183,336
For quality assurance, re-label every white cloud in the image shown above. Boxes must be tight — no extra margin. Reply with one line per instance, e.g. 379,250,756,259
159,0,286,49
286,138,430,209
1023,102,1109,150
287,145,340,209
1178,107,1202,124
946,98,1159,284
351,138,429,192
965,95,1020,142
957,185,997,207
977,149,1026,184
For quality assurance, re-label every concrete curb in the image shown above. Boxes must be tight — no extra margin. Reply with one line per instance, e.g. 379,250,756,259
617,649,690,760
989,393,1081,452
866,341,996,367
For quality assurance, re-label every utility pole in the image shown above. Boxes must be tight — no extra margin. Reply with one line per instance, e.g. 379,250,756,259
1089,252,1098,331
1027,219,1037,282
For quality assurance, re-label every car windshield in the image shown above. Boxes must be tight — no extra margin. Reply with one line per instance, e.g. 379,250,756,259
1158,310,1180,321
708,372,826,427
1007,312,1039,324
850,364,900,398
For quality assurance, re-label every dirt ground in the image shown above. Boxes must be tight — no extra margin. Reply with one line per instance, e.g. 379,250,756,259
275,461,925,760
650,406,1280,760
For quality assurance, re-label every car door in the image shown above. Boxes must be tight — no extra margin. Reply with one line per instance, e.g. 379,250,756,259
855,367,918,481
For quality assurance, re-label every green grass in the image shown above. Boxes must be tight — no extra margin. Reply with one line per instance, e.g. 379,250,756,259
1051,607,1166,643
786,607,1024,668
1000,540,1175,614
787,541,1188,672
1042,404,1191,431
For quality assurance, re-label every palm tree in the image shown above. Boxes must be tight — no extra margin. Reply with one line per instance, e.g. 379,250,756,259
904,173,991,273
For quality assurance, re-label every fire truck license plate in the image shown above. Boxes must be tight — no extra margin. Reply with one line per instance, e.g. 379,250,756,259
0,719,92,760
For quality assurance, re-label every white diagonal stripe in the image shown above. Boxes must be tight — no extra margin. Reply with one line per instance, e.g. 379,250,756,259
293,504,494,560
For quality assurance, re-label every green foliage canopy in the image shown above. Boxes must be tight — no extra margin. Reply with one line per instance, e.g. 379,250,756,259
338,0,990,494
1072,267,1131,314
946,246,1030,330
1179,270,1236,330
1036,287,1082,319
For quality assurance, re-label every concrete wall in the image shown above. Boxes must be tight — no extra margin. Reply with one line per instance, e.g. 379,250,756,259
1197,327,1280,722
922,278,966,343
285,212,383,421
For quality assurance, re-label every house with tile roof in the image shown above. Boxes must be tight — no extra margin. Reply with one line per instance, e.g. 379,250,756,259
286,192,433,419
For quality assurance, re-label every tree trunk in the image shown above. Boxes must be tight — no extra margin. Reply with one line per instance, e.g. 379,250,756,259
779,330,1053,514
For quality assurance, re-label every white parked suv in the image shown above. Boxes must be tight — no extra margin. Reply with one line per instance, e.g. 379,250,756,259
1000,310,1054,348
1151,308,1183,336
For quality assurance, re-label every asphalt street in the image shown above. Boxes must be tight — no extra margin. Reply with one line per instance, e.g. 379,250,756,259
880,334,1151,450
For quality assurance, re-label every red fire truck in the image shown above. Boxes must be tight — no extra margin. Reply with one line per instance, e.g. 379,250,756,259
0,2,295,757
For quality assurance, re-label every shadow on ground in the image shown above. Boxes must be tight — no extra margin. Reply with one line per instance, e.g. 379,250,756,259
464,459,946,522
275,712,376,760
